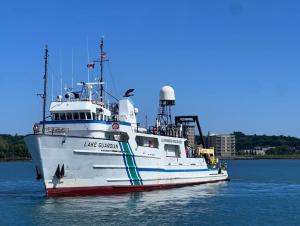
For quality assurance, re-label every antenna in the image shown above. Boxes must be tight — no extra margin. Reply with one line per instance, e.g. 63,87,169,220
100,37,104,102
60,78,63,97
71,48,74,90
59,49,63,96
86,37,90,82
42,46,49,134
51,72,53,101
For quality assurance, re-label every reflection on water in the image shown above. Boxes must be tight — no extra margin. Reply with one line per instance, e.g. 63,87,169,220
36,183,227,225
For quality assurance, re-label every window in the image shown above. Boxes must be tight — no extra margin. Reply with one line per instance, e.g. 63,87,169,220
92,113,96,120
136,136,159,148
73,112,79,120
106,132,129,142
67,112,72,120
120,132,129,142
86,112,91,120
80,112,86,120
60,113,66,120
164,144,180,157
54,113,59,120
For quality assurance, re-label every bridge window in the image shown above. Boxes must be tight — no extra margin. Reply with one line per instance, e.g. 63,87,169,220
73,112,79,120
80,112,86,120
60,113,66,120
67,112,72,120
136,136,159,148
54,113,59,120
51,112,95,121
86,112,92,120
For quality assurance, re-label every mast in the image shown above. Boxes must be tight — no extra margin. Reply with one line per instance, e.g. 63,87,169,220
42,46,49,134
100,38,104,102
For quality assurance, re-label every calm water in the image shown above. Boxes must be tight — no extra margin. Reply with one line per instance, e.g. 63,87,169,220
0,160,300,226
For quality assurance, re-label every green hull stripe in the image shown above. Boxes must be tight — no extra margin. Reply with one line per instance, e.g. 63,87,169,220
125,142,143,183
120,142,143,185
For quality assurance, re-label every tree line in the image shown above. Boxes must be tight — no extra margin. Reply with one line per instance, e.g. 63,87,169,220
0,134,31,160
196,132,300,155
233,131,300,155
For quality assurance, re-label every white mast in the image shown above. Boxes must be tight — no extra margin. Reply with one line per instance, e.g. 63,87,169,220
60,78,63,97
59,49,63,96
51,73,54,101
71,48,74,90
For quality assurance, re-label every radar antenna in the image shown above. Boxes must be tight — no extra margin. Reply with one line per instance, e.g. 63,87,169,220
158,86,175,127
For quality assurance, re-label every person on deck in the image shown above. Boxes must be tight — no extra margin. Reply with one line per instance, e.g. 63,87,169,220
186,146,189,157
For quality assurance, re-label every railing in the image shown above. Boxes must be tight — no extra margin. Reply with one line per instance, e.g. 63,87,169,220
45,127,69,135
135,125,184,138
34,126,69,135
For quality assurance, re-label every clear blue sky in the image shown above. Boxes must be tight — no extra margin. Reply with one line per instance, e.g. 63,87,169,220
1,0,300,136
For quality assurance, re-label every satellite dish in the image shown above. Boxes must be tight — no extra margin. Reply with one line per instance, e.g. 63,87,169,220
123,89,135,97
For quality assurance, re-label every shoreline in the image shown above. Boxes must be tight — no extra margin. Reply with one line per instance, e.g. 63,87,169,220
2,156,300,162
219,155,300,160
0,158,31,162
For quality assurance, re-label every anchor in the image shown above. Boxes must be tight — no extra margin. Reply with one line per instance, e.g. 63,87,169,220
35,166,42,180
54,164,65,179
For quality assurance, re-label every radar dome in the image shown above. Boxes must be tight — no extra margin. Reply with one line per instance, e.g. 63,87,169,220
160,85,175,105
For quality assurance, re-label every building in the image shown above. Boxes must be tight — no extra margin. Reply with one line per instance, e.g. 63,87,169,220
184,125,195,148
207,133,236,157
239,147,271,156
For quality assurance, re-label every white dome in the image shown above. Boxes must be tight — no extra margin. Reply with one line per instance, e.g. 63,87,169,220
160,85,175,102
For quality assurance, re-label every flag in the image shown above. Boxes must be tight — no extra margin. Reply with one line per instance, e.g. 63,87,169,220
87,63,95,68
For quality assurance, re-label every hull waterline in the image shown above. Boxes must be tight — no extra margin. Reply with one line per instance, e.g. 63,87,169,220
46,179,230,197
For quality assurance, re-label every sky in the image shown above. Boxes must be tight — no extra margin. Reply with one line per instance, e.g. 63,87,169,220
1,0,300,136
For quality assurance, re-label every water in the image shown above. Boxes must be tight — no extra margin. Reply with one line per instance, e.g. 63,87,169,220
0,160,300,225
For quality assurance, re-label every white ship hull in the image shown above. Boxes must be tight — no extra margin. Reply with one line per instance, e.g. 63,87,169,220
25,133,229,197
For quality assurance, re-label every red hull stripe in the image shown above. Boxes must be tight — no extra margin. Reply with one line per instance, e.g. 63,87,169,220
46,179,230,197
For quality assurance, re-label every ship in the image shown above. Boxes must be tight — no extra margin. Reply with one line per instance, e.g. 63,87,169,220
25,39,229,197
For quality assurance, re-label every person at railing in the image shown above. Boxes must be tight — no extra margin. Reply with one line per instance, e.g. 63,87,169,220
33,123,39,134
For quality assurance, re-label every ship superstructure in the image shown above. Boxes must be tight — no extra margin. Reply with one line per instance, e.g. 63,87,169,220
25,39,229,197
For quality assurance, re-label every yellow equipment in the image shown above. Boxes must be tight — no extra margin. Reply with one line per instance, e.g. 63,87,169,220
195,146,218,167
